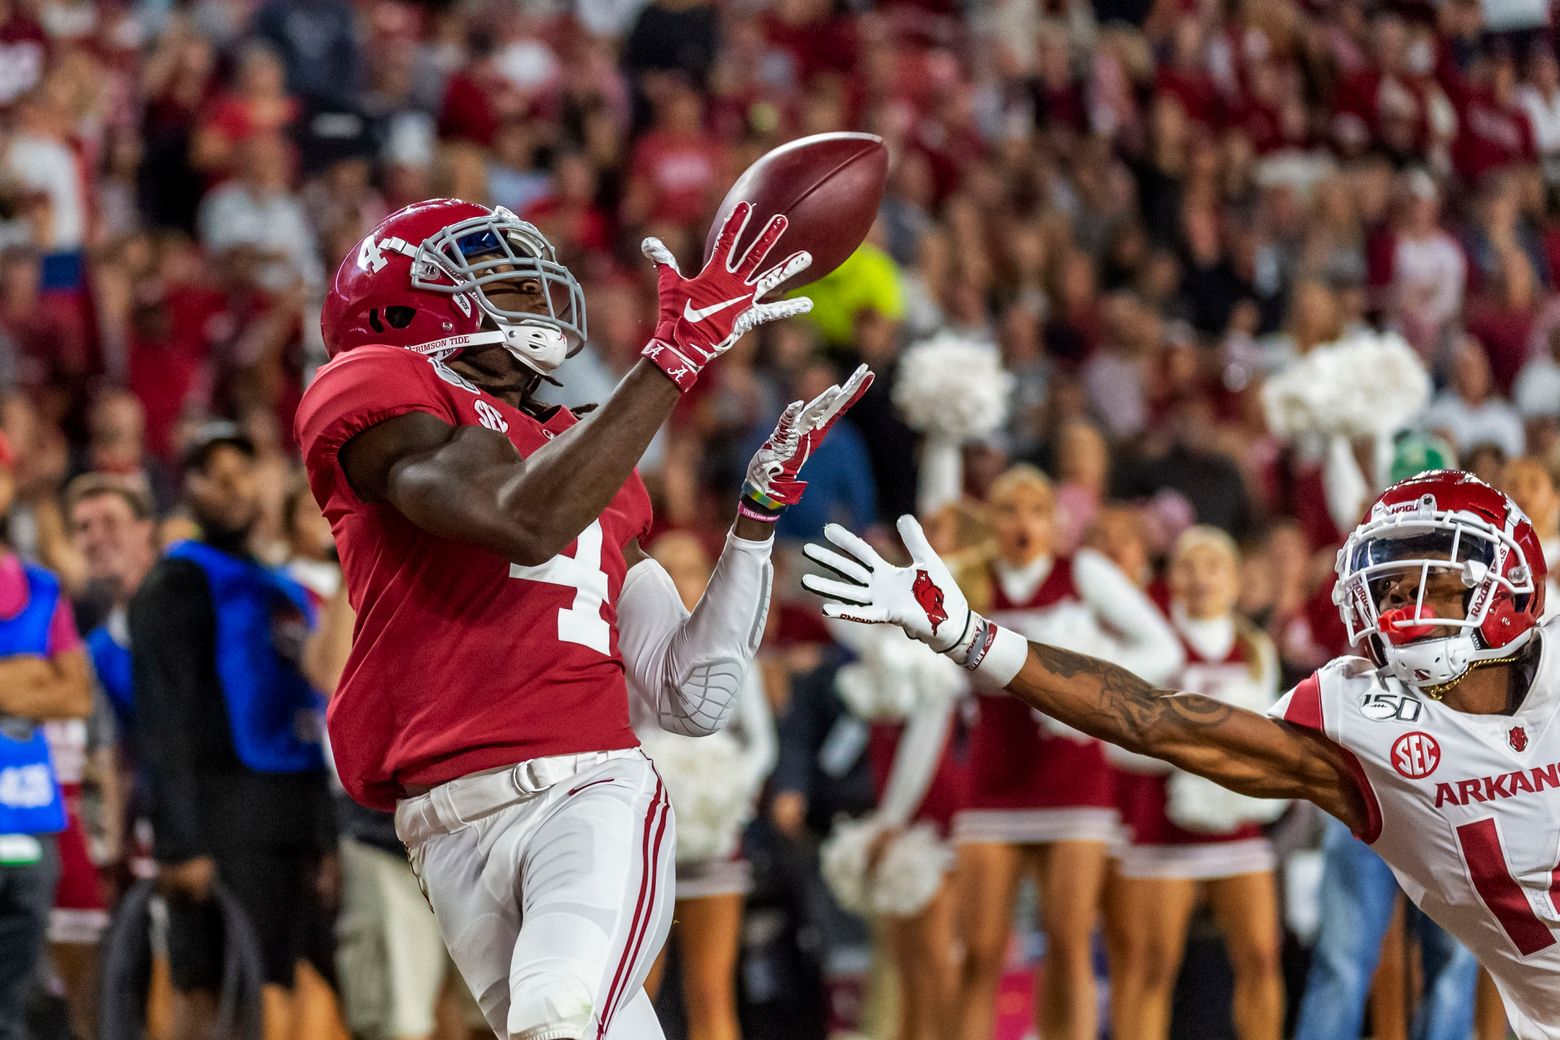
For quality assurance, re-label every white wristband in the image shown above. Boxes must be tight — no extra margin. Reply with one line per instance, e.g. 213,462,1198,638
950,614,1027,687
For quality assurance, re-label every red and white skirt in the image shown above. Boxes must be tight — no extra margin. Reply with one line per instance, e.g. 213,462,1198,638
953,695,1118,846
1112,771,1274,880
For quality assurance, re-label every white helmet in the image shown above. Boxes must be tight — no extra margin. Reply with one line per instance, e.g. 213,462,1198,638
1333,470,1547,693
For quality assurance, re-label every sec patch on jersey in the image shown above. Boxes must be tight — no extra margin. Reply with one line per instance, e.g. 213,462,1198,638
1390,731,1441,779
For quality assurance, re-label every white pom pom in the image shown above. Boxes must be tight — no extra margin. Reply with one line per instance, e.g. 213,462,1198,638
892,332,1015,442
821,818,953,918
834,627,966,721
819,817,878,914
1261,330,1430,440
872,824,954,915
1165,770,1289,834
637,730,756,864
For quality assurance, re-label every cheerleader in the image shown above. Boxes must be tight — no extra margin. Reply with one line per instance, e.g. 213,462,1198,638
842,500,983,1040
635,532,776,1040
949,466,1183,1040
1109,526,1286,1040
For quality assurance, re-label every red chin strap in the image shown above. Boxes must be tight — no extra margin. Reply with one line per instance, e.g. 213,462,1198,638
1378,604,1440,644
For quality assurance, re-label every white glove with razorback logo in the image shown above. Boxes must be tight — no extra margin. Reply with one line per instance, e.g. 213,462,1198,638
641,202,813,392
739,364,874,523
802,515,1030,685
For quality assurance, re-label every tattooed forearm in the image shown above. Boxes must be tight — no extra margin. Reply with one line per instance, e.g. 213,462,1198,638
1019,642,1235,756
1007,640,1357,818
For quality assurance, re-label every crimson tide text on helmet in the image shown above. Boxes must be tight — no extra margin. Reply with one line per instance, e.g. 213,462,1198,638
321,198,587,376
1333,469,1548,693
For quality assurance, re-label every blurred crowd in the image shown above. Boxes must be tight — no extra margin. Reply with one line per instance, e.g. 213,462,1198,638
3,0,1560,1035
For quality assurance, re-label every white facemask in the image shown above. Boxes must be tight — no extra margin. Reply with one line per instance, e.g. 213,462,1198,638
501,321,570,376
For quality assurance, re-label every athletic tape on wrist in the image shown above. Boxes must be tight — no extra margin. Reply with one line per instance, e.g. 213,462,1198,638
952,614,1027,687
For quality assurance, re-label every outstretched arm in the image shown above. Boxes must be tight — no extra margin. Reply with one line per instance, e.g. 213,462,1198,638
618,367,873,735
803,515,1368,833
619,534,772,736
1001,641,1363,828
340,369,679,565
336,205,812,566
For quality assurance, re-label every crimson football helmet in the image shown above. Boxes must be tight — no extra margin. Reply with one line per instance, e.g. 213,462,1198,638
1333,470,1548,692
321,199,586,376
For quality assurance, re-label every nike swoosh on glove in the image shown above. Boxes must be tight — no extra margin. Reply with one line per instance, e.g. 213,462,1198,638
740,364,874,522
640,201,813,391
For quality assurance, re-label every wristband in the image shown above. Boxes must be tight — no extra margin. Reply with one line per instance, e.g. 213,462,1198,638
741,481,786,513
737,499,783,523
951,614,1027,687
737,480,786,523
641,339,701,391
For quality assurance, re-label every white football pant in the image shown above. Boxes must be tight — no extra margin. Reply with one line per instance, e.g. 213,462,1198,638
396,749,675,1040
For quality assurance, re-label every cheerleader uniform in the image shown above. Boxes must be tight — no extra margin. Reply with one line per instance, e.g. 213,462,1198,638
1115,608,1280,880
868,701,966,837
954,550,1184,846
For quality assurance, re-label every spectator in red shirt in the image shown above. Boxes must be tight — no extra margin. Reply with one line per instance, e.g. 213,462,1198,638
1466,245,1540,396
1232,60,1308,155
438,51,523,150
1447,49,1538,187
126,237,227,461
1155,17,1223,128
137,19,216,232
0,248,88,402
524,151,613,263
761,0,856,87
622,80,724,230
190,43,298,181
1330,10,1440,162
1032,24,1088,137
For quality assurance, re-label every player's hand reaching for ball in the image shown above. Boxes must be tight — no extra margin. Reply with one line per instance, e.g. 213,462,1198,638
738,364,874,523
803,516,983,661
640,202,813,391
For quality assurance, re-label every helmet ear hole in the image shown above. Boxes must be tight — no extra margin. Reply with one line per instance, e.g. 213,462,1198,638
367,308,384,333
385,306,416,329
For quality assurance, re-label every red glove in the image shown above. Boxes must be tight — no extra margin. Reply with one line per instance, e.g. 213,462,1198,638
640,202,813,391
739,364,874,522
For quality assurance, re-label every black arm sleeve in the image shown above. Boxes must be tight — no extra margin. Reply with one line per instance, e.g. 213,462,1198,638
129,558,217,864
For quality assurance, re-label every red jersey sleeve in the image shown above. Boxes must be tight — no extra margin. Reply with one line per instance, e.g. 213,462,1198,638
1272,671,1325,734
295,345,461,501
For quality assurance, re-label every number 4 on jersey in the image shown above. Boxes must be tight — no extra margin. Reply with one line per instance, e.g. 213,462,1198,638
509,520,610,654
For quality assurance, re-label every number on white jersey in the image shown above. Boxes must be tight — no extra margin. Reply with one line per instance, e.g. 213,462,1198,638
509,519,610,654
1455,817,1558,957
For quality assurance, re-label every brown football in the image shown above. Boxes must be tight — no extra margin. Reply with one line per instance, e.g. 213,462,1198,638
704,131,889,291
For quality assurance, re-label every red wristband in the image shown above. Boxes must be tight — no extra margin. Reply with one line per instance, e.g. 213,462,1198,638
641,339,701,391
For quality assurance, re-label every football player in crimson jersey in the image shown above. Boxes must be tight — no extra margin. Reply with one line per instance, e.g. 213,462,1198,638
295,198,871,1040
805,469,1560,1039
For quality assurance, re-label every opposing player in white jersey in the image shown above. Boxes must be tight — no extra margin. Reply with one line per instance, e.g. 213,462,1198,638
802,469,1560,1038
